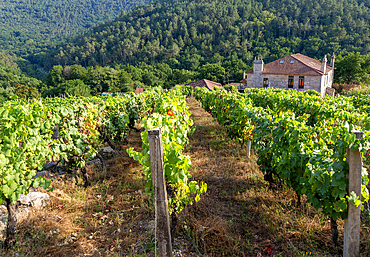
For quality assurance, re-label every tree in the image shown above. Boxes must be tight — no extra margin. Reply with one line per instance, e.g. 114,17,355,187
197,63,225,83
0,87,15,103
117,69,134,92
44,65,65,88
15,84,40,99
172,69,196,84
70,65,89,81
334,52,370,84
142,70,162,87
62,79,91,97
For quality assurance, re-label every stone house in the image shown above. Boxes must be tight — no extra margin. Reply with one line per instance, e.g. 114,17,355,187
241,53,335,96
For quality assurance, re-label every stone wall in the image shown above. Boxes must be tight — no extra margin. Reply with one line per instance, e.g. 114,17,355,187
319,70,334,96
246,74,321,90
245,71,334,96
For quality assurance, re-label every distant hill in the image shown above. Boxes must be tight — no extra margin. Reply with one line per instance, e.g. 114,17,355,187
0,0,152,56
0,52,44,102
34,0,370,71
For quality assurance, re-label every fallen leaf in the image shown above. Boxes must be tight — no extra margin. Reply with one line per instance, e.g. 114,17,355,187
101,215,109,220
109,240,116,249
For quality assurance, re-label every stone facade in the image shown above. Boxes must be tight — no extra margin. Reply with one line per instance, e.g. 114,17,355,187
245,70,334,94
243,54,335,97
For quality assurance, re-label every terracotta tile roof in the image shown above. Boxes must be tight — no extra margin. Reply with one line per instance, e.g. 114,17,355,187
135,87,144,94
246,53,334,76
227,83,244,86
185,79,222,91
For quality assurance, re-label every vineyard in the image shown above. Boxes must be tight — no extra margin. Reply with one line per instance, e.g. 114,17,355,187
194,87,370,219
194,87,370,255
0,86,369,256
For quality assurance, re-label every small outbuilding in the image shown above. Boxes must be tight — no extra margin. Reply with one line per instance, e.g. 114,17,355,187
183,79,222,91
135,87,144,94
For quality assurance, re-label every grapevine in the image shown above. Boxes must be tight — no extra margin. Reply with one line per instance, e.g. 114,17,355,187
194,87,370,222
127,86,207,215
0,87,161,247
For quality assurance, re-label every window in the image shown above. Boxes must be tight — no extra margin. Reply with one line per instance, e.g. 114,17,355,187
290,60,295,64
280,60,285,64
263,78,269,88
299,76,304,89
288,76,294,88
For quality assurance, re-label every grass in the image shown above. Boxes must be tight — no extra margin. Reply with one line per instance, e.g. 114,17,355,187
0,98,369,256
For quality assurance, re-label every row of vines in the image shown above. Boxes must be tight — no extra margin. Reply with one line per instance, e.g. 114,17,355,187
0,87,164,247
194,87,370,249
0,85,206,248
127,86,207,234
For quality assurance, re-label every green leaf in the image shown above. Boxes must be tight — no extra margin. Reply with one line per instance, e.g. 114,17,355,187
0,154,9,169
2,184,11,197
347,191,361,207
167,150,178,165
200,182,207,194
189,181,198,193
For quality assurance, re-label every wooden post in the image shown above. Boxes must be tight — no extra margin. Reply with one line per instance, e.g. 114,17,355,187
344,130,363,257
247,140,252,158
148,128,172,257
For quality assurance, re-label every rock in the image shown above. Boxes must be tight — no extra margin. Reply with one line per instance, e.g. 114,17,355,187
0,205,6,215
0,192,50,241
33,170,55,179
0,215,6,241
14,207,30,224
99,146,115,159
17,192,49,209
86,159,101,166
43,161,59,171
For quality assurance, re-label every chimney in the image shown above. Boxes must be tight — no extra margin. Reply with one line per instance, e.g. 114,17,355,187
253,57,264,74
330,53,335,68
243,71,246,80
321,55,327,74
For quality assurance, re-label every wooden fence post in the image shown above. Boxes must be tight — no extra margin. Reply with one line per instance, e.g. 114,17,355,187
148,128,173,257
344,130,363,257
247,140,252,158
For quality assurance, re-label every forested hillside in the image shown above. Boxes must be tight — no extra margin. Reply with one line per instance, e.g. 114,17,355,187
0,52,43,102
0,0,152,56
36,0,370,71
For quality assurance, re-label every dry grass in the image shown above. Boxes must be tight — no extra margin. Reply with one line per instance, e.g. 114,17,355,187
1,132,156,257
1,98,369,256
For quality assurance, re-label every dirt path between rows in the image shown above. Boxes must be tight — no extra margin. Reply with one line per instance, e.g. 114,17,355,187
181,98,341,257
